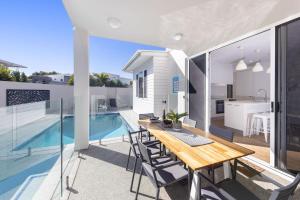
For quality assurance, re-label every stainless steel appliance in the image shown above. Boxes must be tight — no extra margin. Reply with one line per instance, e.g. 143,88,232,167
216,100,224,114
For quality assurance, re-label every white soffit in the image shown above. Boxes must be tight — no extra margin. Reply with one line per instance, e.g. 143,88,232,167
63,0,300,56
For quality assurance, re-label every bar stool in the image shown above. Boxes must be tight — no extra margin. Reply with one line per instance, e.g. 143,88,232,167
250,112,270,143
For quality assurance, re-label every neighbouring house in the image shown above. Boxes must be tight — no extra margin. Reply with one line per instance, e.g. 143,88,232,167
47,74,71,84
123,50,187,117
105,72,131,85
0,59,27,70
32,74,71,84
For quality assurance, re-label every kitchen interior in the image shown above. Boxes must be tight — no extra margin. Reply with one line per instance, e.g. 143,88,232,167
210,31,271,163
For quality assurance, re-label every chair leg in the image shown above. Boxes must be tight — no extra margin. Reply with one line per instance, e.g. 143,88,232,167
212,168,215,184
232,159,238,180
135,166,143,200
130,157,137,192
126,147,131,171
156,188,160,200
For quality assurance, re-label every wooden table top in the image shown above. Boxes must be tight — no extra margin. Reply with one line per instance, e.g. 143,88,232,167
138,120,255,171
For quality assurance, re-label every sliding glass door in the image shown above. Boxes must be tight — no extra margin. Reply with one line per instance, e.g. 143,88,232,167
276,18,300,174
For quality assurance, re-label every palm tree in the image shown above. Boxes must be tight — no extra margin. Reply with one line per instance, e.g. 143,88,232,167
94,73,109,86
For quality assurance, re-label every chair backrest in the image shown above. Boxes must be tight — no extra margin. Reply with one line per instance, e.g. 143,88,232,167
269,174,300,200
139,113,155,120
136,139,153,165
127,130,139,157
97,99,106,105
183,117,197,128
209,125,233,142
109,98,117,107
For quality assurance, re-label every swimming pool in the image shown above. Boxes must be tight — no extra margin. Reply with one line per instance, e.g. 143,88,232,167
1,113,131,200
15,113,130,150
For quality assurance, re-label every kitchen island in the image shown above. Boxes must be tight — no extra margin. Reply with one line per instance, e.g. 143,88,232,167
224,100,270,135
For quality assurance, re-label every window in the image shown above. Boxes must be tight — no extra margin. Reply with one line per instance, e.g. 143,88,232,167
136,74,138,97
144,70,147,98
172,76,179,93
136,70,147,98
138,76,143,97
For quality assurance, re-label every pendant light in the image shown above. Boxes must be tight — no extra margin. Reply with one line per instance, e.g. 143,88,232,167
236,59,248,71
252,62,264,72
252,49,264,72
235,46,248,71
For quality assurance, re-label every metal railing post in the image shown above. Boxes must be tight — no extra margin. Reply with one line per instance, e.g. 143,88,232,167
60,98,63,196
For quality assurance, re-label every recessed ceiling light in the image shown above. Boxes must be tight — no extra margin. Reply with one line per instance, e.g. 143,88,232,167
107,17,121,29
173,33,183,41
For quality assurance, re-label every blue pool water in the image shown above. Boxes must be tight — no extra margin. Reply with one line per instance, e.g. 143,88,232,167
0,113,131,200
15,113,130,150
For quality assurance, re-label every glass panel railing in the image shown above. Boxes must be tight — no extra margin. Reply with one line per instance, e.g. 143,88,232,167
50,98,75,200
0,100,63,200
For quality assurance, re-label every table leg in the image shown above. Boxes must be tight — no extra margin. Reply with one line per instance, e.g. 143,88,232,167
189,171,200,200
223,161,232,179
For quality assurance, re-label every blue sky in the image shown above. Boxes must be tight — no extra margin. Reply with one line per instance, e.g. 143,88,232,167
0,0,163,78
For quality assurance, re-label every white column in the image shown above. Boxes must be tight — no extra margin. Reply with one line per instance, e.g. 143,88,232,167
74,27,89,150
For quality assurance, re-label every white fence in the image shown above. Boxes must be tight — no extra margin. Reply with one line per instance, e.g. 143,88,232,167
0,81,133,109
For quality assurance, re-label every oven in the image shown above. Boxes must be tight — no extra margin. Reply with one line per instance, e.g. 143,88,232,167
216,100,224,114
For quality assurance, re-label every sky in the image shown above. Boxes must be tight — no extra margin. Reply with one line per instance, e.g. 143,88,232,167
0,0,164,78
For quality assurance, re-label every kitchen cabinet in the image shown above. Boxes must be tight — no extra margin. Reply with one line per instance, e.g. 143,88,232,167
211,64,233,85
224,101,270,135
225,103,243,130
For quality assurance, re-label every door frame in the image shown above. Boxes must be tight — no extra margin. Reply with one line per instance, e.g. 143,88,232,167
275,17,300,174
188,12,300,180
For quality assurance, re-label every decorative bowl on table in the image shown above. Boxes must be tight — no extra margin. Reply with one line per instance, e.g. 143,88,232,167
162,119,173,128
150,116,160,123
172,121,182,131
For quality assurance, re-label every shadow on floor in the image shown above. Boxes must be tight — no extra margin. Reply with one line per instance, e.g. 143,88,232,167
79,143,135,170
77,143,189,200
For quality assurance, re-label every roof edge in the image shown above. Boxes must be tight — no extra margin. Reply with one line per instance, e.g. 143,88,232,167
122,50,167,72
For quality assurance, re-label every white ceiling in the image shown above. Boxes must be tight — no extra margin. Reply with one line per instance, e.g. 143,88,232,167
210,31,270,69
63,0,300,56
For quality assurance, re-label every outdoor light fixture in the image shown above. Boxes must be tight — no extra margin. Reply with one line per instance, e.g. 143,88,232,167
173,33,183,41
107,17,121,29
252,62,264,72
235,46,247,71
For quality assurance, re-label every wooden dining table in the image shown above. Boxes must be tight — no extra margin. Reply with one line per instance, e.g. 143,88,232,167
138,120,255,200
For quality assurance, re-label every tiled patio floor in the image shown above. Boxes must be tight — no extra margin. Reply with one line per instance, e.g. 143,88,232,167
68,141,300,200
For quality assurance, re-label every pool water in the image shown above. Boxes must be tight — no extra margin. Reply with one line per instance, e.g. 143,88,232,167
15,113,130,150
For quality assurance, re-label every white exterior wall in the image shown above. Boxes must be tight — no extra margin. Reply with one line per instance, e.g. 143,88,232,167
167,50,187,114
132,58,154,114
153,55,171,117
0,81,132,109
131,51,187,117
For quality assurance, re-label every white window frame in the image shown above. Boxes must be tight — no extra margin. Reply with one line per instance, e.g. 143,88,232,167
136,70,147,98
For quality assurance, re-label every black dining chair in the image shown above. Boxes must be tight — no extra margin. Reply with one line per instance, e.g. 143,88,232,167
183,117,197,128
126,128,163,192
135,139,188,200
199,172,300,200
208,125,259,184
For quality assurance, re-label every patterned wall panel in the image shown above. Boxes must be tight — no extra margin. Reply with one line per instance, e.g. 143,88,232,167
6,89,50,106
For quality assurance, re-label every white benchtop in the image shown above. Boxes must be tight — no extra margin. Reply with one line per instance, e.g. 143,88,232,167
225,100,270,105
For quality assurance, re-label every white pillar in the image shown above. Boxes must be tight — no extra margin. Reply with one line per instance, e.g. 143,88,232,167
74,27,89,150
